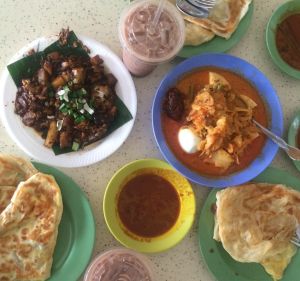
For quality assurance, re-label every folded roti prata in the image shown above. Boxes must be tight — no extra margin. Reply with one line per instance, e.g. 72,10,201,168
0,154,37,186
184,0,252,39
167,0,215,46
0,186,16,213
0,173,63,281
184,20,215,46
214,183,300,281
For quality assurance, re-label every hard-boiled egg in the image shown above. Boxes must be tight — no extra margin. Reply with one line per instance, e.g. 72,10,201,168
178,127,200,154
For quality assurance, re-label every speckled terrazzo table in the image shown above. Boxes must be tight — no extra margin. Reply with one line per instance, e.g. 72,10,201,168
0,0,299,280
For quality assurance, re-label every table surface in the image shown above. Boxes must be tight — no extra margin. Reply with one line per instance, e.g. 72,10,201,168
0,0,299,280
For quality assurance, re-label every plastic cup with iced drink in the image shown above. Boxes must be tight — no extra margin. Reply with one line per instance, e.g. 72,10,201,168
83,248,154,281
118,0,185,77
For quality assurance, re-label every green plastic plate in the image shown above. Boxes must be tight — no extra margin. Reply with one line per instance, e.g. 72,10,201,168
178,2,253,58
198,167,300,281
33,162,95,281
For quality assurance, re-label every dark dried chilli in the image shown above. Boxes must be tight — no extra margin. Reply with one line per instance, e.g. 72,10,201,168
163,87,184,121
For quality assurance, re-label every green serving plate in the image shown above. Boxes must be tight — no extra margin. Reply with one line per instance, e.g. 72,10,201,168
266,0,300,79
288,111,300,172
33,162,95,281
198,166,300,281
178,2,253,58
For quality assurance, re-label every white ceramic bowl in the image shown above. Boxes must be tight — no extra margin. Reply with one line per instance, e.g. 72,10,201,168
0,35,137,167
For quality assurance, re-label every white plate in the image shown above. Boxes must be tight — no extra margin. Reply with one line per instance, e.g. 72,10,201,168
0,35,137,167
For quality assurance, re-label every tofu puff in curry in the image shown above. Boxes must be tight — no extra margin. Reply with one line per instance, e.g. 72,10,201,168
162,69,268,176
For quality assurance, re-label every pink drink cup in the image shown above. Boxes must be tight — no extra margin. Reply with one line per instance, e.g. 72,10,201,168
83,248,155,281
119,0,185,77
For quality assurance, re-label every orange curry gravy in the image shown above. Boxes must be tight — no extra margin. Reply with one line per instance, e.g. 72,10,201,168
161,67,268,177
117,173,180,238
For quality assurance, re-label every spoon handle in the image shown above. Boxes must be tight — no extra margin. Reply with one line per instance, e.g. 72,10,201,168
252,119,288,150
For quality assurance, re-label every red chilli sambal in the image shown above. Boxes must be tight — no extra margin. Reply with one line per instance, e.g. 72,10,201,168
117,173,180,238
276,13,300,70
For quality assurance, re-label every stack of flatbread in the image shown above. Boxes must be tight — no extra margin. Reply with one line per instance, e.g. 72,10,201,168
169,0,252,46
214,183,300,281
0,154,63,281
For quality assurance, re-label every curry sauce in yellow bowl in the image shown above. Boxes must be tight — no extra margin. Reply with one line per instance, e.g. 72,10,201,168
103,158,195,253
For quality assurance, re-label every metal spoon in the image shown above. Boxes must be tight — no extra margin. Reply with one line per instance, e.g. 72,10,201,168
253,119,300,161
176,0,215,18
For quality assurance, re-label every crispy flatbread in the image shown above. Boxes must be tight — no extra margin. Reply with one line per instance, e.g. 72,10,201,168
0,186,16,214
168,0,215,46
184,0,252,39
0,173,63,281
184,20,215,46
214,183,300,280
0,154,37,186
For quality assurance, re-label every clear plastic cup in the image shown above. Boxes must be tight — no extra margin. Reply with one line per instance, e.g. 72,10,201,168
118,0,185,77
83,248,155,281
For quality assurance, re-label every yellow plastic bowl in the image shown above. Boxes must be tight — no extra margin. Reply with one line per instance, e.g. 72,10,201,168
103,158,196,253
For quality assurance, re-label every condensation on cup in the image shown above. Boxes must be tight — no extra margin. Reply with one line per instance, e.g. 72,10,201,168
119,0,185,77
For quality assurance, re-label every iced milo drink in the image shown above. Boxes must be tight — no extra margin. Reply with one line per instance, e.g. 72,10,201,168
83,248,154,281
119,0,185,77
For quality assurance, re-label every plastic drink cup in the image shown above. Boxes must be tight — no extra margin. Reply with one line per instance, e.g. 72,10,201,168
118,0,185,77
83,248,154,281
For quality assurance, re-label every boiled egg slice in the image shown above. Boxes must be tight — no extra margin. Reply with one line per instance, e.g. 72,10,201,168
178,127,200,153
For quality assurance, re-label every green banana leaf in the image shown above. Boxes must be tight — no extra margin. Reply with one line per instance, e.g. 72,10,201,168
7,31,133,155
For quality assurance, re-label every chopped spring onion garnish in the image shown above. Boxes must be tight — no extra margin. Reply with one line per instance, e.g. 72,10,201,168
75,115,86,124
72,141,80,151
74,88,87,97
56,120,63,131
61,108,68,114
63,92,69,102
63,85,70,93
83,103,94,115
59,103,66,110
57,89,65,96
56,86,94,119
80,88,87,95
57,87,70,102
